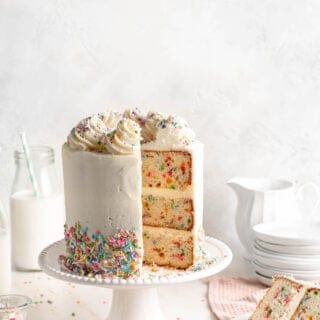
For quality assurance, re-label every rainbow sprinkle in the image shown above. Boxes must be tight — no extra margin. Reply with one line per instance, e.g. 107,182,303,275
60,223,141,279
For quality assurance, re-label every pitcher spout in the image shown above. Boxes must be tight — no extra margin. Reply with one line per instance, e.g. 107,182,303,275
227,177,254,193
227,177,293,193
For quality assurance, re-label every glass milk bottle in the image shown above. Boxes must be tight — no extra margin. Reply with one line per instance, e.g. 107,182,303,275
10,146,65,270
0,199,11,294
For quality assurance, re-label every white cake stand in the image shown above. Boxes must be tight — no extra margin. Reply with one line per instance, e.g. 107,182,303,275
39,237,232,320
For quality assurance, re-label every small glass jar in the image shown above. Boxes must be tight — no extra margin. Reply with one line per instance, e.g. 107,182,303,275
0,295,32,320
10,146,65,270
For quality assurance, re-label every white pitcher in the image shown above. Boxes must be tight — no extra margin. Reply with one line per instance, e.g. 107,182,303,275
227,177,320,260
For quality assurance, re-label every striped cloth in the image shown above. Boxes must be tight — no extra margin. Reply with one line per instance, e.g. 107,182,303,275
208,277,268,320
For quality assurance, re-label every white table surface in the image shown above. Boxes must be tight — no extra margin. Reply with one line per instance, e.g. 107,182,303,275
11,271,215,320
9,249,253,320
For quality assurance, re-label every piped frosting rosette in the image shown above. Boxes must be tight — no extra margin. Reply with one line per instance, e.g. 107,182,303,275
123,108,145,127
68,111,121,152
142,113,195,147
105,118,142,155
140,111,166,143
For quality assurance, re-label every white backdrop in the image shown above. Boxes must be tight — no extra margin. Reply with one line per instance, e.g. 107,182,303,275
1,0,320,273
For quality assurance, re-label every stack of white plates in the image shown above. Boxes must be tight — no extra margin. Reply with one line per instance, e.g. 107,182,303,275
252,221,320,286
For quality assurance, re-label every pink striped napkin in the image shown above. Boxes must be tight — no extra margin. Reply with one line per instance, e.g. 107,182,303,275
208,277,268,320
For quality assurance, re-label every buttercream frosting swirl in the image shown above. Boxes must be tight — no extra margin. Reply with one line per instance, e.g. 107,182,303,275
105,119,142,155
141,111,166,143
123,108,145,127
67,109,195,152
67,111,121,152
142,113,195,147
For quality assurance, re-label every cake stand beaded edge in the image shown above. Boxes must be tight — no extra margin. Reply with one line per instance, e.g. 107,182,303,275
38,237,232,320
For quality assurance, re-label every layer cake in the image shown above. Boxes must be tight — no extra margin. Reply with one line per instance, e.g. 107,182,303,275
61,109,205,278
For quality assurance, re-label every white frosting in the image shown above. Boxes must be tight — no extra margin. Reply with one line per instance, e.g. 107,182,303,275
67,110,195,150
123,108,145,126
62,143,143,256
105,119,141,155
142,114,195,148
141,111,166,143
67,111,121,152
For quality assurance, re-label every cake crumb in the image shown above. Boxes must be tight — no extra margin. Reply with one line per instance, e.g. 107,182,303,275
151,262,159,272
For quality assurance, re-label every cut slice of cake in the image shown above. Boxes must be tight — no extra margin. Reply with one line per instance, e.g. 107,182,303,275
292,287,320,320
250,276,307,320
141,132,204,269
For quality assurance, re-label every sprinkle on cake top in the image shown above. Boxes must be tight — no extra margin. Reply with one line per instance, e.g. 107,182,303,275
67,108,196,154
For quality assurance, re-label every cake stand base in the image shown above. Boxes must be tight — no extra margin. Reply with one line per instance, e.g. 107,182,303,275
108,288,165,320
39,237,232,320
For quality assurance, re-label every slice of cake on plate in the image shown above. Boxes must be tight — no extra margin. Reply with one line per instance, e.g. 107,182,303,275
250,276,320,320
292,287,320,320
249,276,307,319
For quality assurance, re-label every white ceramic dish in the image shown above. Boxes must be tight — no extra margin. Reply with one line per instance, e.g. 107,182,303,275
253,241,320,260
253,260,320,281
255,271,272,286
253,244,320,270
255,238,320,255
253,253,320,271
253,221,320,246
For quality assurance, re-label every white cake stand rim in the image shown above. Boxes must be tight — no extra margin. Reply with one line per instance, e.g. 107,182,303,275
38,236,233,289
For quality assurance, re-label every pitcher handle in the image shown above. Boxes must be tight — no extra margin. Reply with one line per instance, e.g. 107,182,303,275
297,182,320,220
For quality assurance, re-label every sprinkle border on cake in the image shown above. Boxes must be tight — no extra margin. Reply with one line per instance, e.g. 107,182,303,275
59,222,141,279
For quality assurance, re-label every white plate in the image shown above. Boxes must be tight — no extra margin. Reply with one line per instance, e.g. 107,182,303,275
253,241,320,260
255,271,272,286
253,244,320,270
253,253,320,271
253,221,320,246
256,238,320,255
253,260,320,281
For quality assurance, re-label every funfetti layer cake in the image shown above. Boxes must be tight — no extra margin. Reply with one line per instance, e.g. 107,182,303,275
61,109,206,278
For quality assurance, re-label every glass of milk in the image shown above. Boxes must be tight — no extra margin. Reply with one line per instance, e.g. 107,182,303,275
10,146,65,271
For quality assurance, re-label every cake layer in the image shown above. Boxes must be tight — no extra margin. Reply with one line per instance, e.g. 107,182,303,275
141,150,192,190
250,276,307,320
142,195,193,230
292,287,320,319
143,226,193,269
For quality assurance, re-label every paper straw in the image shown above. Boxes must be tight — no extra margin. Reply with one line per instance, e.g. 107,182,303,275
19,132,39,197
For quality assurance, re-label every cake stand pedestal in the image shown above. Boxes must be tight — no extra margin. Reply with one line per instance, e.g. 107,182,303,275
39,237,232,320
